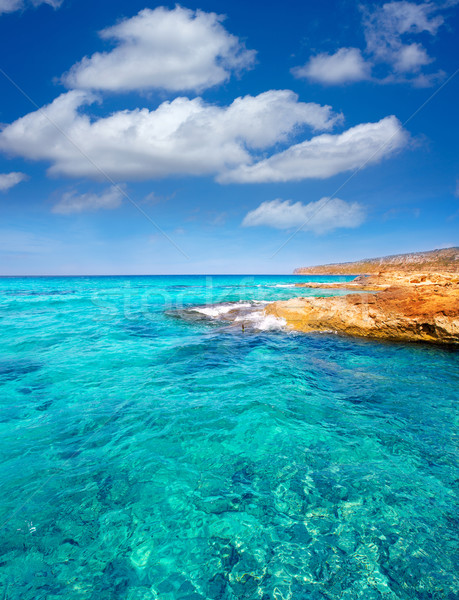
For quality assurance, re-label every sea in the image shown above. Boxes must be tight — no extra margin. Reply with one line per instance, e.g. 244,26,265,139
0,274,457,599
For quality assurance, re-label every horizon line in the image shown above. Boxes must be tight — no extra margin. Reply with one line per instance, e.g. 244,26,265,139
0,273,319,278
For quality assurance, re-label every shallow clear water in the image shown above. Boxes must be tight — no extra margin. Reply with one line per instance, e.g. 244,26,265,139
0,275,457,599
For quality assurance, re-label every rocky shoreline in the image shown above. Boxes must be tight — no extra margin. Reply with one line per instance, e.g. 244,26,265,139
265,272,459,344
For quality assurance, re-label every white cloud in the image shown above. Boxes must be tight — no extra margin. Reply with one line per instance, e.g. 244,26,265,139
0,0,62,15
52,186,123,214
292,48,371,84
0,171,27,191
391,42,432,72
36,0,61,6
365,1,443,48
242,197,366,233
0,89,342,180
0,0,21,13
219,116,407,183
62,6,255,93
363,1,444,76
294,1,451,86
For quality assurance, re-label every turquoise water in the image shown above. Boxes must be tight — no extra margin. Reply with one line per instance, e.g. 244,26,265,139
0,275,457,599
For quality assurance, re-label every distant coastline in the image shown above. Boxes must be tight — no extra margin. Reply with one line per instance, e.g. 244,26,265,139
294,247,459,275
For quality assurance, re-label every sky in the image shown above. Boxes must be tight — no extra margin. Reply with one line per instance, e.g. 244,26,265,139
0,0,458,274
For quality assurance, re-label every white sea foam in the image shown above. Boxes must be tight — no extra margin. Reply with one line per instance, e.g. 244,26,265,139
191,302,252,318
234,311,286,330
188,300,286,331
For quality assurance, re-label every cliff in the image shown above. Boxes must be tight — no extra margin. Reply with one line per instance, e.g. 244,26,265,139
294,247,459,275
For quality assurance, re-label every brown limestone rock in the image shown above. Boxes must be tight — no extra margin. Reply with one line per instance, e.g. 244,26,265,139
266,278,459,344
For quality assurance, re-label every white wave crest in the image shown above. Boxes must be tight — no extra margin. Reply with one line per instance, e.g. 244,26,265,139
235,311,286,330
188,300,286,331
191,302,252,318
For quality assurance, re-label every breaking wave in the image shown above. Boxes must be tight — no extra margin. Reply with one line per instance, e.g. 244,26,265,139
169,300,286,331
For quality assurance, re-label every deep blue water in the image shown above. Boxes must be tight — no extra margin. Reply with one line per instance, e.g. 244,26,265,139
0,275,457,599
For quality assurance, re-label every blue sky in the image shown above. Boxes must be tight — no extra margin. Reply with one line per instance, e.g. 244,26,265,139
0,0,458,274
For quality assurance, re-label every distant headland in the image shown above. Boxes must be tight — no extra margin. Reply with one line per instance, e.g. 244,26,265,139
293,247,459,275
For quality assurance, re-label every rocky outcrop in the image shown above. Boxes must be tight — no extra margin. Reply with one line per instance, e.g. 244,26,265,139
266,273,459,344
294,247,459,275
295,272,459,291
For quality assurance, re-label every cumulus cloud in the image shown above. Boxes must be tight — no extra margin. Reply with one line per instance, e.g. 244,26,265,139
363,1,442,75
0,89,342,180
242,197,366,233
219,116,408,183
0,171,27,191
0,0,62,14
292,48,371,84
294,1,452,86
52,186,123,214
62,6,255,93
391,42,432,72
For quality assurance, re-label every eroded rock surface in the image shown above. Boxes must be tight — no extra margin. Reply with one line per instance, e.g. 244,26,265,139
267,273,459,344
